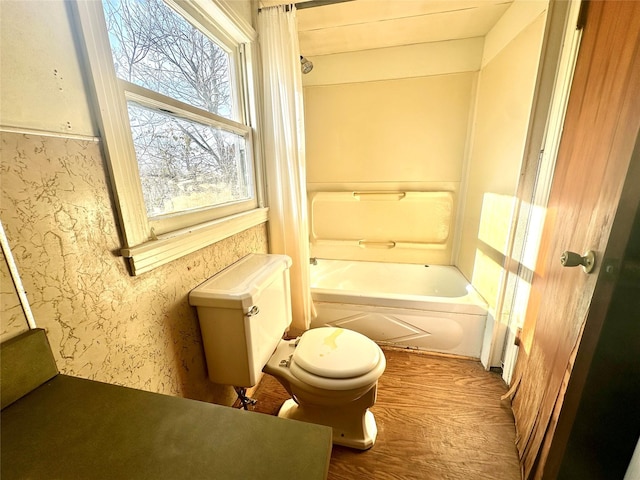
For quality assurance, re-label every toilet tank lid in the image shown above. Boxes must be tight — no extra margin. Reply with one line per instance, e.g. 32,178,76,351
188,254,292,309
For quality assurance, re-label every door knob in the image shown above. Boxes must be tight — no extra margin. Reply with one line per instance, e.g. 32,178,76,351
560,250,596,273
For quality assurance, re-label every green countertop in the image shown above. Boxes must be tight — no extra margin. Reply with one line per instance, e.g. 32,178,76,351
1,330,332,480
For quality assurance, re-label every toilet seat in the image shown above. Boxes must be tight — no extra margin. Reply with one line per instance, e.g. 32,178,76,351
289,328,385,391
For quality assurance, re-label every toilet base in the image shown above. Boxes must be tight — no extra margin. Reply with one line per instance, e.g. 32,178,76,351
277,399,378,450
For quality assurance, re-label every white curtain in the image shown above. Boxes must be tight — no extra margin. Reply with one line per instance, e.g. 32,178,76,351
258,5,314,334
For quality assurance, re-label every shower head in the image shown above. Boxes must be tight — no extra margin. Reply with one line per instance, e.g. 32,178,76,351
300,55,313,74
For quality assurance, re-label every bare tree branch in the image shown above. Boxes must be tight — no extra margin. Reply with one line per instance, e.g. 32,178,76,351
103,0,248,216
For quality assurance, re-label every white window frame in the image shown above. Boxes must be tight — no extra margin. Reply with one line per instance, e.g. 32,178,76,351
74,0,267,275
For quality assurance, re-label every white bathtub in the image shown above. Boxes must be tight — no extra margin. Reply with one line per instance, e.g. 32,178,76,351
309,259,488,358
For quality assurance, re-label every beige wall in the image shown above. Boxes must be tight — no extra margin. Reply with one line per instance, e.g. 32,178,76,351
302,37,483,87
0,0,96,136
305,73,476,185
457,1,547,312
219,0,254,26
304,39,480,264
0,0,267,406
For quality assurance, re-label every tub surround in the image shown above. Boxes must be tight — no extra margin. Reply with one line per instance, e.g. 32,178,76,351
458,4,547,368
304,71,474,267
303,1,548,293
303,35,478,269
309,190,455,264
458,9,547,299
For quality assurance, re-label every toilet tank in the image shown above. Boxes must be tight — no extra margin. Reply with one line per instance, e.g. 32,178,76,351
189,254,293,387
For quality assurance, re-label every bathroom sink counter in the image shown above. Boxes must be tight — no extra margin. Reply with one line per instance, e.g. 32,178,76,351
1,330,332,480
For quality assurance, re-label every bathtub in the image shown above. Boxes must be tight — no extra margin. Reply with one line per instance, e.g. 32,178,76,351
309,259,488,358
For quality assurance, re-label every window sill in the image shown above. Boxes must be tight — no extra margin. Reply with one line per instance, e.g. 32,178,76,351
121,208,269,275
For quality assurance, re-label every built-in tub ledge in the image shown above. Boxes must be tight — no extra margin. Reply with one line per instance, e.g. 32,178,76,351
309,190,454,264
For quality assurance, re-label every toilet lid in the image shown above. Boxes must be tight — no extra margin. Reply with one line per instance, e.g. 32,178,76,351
293,327,381,379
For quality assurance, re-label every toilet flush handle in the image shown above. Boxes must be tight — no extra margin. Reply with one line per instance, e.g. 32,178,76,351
246,305,260,317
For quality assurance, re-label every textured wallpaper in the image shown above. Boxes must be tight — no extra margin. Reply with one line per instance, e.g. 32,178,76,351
0,131,268,405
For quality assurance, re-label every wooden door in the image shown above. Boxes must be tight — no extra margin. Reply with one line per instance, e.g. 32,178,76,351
509,2,640,479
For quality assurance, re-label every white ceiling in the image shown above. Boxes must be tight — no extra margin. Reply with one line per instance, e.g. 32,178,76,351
263,0,515,57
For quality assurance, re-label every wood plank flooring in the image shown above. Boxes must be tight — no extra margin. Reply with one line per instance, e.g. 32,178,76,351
245,347,521,480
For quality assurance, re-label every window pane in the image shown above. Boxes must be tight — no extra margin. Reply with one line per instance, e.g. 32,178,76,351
103,0,235,119
127,102,253,218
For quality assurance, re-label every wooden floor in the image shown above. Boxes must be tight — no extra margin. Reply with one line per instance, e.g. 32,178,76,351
245,347,522,480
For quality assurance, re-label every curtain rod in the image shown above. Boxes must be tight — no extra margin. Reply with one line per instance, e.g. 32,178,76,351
295,0,354,10
259,0,354,12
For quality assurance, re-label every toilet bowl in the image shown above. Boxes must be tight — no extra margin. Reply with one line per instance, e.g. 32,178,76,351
188,253,386,450
264,327,386,449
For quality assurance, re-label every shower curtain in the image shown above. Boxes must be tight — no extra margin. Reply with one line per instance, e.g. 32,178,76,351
258,5,315,334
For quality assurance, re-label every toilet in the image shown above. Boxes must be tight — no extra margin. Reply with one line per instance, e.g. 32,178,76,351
188,253,386,450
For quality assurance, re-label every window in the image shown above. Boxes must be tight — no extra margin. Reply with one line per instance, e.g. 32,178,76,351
75,0,266,275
